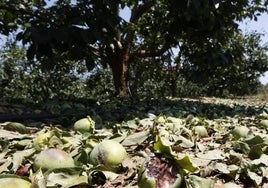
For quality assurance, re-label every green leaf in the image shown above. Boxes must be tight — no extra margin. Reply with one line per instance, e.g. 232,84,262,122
12,148,35,172
45,167,88,188
248,144,266,159
15,139,33,148
244,135,264,146
154,135,174,156
0,158,12,173
175,135,195,148
74,148,90,165
121,130,150,149
33,0,42,6
175,155,198,173
232,141,250,154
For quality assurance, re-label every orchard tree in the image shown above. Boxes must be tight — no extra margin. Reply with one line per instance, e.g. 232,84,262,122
180,31,268,96
0,38,88,101
0,0,267,96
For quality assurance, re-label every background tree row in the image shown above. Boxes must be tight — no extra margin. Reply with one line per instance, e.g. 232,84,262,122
0,0,268,99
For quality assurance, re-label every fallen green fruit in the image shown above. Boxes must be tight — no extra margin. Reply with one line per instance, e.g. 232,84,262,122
259,119,268,129
194,126,208,137
73,116,95,133
34,148,75,171
231,126,250,139
4,122,29,134
0,175,31,188
89,140,127,171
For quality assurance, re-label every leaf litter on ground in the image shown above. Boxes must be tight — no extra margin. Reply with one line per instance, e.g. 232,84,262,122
0,97,268,187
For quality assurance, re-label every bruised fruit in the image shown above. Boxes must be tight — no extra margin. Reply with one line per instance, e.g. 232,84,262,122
0,175,31,188
231,126,250,139
89,140,127,171
33,148,75,171
138,155,182,188
73,116,95,133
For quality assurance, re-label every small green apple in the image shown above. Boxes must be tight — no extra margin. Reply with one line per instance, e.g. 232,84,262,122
89,140,127,171
73,116,95,133
33,148,75,171
0,175,31,188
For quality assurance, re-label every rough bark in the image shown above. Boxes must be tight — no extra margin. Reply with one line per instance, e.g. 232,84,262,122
109,54,130,97
108,1,163,97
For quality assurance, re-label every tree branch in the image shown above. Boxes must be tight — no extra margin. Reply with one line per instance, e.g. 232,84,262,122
133,44,171,58
121,1,155,62
130,1,155,23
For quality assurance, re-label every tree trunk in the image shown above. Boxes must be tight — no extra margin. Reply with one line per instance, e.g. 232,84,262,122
170,77,177,97
109,52,130,97
107,2,155,97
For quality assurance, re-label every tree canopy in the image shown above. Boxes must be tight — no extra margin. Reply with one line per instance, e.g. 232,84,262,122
0,0,268,96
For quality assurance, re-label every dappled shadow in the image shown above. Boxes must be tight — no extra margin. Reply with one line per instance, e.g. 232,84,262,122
93,97,266,124
0,97,266,128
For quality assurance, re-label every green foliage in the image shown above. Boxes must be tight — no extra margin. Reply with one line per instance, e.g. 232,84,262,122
0,36,266,101
0,39,89,102
129,57,204,98
85,66,115,99
1,0,267,96
0,0,121,62
1,1,268,98
181,31,268,96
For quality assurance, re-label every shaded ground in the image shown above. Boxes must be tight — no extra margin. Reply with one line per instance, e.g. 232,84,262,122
0,96,267,127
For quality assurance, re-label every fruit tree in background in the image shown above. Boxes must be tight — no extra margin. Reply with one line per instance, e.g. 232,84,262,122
0,0,267,97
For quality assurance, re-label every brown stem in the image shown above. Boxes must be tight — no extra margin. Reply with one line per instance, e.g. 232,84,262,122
133,44,171,58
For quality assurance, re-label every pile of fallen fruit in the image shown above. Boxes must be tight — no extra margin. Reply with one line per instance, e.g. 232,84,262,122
0,97,268,187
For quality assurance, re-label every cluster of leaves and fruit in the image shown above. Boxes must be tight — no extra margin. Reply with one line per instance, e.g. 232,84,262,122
0,97,268,187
